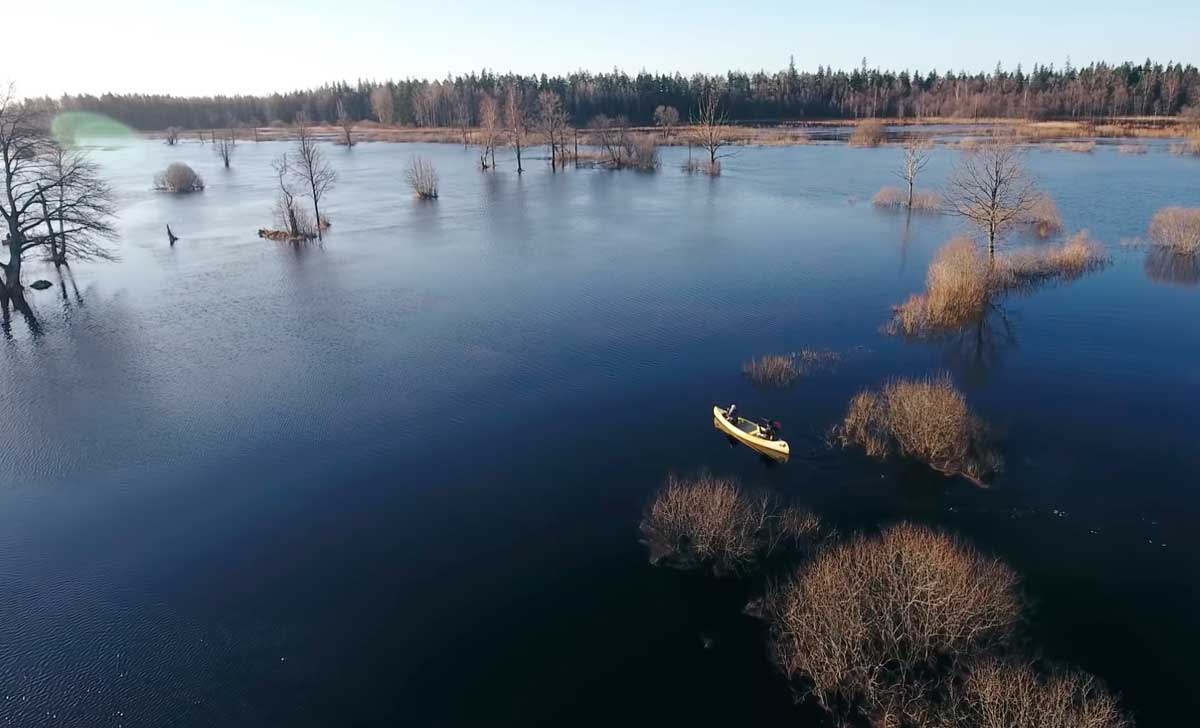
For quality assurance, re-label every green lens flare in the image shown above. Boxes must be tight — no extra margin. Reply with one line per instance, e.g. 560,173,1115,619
51,112,136,146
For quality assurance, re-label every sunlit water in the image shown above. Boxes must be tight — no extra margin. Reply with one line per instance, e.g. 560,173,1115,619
1,138,1198,726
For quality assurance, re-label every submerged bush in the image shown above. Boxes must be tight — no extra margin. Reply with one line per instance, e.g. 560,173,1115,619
742,349,840,387
1022,194,1064,237
629,135,659,171
1117,143,1148,154
891,238,991,337
835,374,1002,485
941,659,1131,728
639,472,826,576
1052,141,1096,153
406,156,439,199
992,231,1111,292
764,523,1023,726
849,119,886,147
154,162,204,193
1148,206,1200,254
871,186,941,211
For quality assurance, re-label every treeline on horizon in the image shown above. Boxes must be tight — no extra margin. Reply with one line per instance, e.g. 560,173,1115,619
47,59,1200,131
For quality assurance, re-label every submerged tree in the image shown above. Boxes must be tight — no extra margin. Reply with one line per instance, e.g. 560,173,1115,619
214,129,236,168
0,89,116,303
293,113,336,240
477,92,500,170
895,139,932,209
503,83,528,174
946,140,1038,259
335,98,355,147
690,87,733,172
535,91,570,172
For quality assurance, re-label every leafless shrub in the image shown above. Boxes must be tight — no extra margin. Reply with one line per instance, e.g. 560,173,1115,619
1052,141,1096,153
653,105,680,138
991,231,1111,292
1148,207,1200,253
405,156,439,199
872,186,940,211
764,523,1023,725
214,130,236,168
153,162,204,193
743,349,840,387
940,658,1131,728
164,126,181,145
1022,195,1063,237
1117,143,1147,154
834,374,1002,485
848,119,886,147
891,238,992,337
629,134,659,171
639,472,826,576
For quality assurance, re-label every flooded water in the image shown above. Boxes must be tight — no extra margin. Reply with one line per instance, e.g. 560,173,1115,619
1,137,1198,727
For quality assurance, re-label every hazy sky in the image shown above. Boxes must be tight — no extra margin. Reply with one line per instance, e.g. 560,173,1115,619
9,0,1198,97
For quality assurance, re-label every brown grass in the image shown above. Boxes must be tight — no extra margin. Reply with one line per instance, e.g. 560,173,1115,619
835,374,1002,485
1051,141,1096,153
992,231,1111,292
891,238,992,337
848,119,887,147
871,186,942,211
742,349,840,387
1148,207,1200,253
1022,195,1064,238
639,472,826,575
765,523,1023,725
1117,143,1148,154
943,658,1131,728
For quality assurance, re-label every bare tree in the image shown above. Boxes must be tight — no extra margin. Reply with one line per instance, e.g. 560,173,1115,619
895,139,931,209
503,84,528,174
945,140,1038,259
653,105,680,139
690,87,734,171
589,114,630,168
369,86,395,126
335,98,355,147
477,93,500,170
0,89,115,303
164,126,181,145
534,91,570,172
214,129,236,168
270,152,306,239
412,83,441,127
293,113,336,241
452,86,472,147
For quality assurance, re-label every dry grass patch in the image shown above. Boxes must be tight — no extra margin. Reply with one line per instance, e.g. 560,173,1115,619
1021,194,1064,238
764,523,1023,725
639,473,827,575
835,374,1002,485
992,231,1111,292
742,349,840,387
941,659,1131,728
872,186,941,211
1148,207,1200,254
1052,141,1096,153
891,238,992,337
1117,143,1148,154
849,119,887,147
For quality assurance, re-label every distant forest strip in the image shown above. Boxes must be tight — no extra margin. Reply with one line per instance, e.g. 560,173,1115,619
47,60,1200,131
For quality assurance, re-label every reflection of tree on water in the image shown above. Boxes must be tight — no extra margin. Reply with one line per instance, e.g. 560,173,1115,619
1144,248,1199,287
939,304,1017,383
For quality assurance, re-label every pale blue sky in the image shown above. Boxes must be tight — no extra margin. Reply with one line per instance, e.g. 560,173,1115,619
10,0,1198,97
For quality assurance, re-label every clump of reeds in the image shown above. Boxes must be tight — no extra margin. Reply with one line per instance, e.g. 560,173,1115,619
763,523,1023,725
1169,131,1200,156
890,238,992,337
871,186,941,211
1117,143,1148,154
405,156,438,199
629,134,659,171
639,472,827,576
834,374,1002,485
1148,206,1200,253
992,231,1111,292
742,349,840,387
1022,194,1064,238
848,119,887,147
153,162,205,193
1052,141,1096,153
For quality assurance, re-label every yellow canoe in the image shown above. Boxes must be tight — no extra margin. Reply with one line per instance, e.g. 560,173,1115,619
713,406,790,458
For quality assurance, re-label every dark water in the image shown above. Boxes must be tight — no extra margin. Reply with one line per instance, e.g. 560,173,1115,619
1,138,1198,727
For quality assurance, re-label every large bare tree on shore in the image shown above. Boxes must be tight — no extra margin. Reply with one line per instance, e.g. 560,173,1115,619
370,86,395,126
503,84,528,174
895,139,931,209
945,140,1037,259
293,113,336,241
0,89,115,304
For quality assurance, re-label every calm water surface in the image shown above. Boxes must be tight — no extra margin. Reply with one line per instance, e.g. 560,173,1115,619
1,138,1198,726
